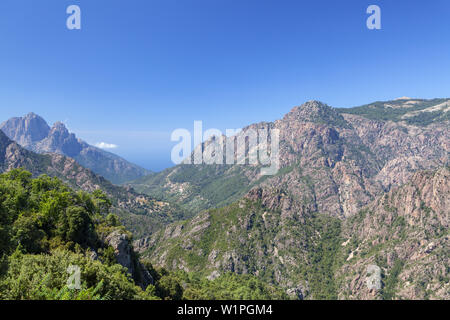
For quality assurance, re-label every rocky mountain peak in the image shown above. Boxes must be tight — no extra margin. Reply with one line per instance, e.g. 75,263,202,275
50,121,70,136
287,100,330,114
282,100,346,126
24,112,39,118
40,121,81,157
0,112,50,146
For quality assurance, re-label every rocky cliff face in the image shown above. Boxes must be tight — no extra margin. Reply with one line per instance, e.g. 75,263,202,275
0,112,50,146
336,167,449,300
104,230,153,289
1,113,149,184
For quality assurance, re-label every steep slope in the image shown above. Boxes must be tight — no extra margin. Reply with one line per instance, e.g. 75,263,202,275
0,130,180,237
137,167,449,300
1,113,149,184
136,197,339,299
130,99,449,219
336,167,449,300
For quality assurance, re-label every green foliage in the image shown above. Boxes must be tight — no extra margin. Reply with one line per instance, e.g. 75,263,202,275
381,259,404,300
148,269,288,300
144,198,346,300
0,249,150,300
11,213,45,254
304,214,342,300
0,169,288,301
406,110,448,126
0,169,159,300
132,164,254,216
180,272,288,300
139,257,288,300
155,273,184,300
99,246,117,266
58,206,95,246
0,169,109,255
105,213,120,227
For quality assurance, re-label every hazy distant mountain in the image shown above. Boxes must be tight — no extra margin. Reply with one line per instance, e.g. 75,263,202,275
0,113,150,184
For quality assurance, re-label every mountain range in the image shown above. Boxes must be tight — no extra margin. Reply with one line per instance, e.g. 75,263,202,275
0,97,448,300
0,113,150,184
130,98,449,218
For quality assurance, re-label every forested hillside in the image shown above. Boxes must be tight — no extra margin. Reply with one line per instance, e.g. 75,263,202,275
0,169,286,300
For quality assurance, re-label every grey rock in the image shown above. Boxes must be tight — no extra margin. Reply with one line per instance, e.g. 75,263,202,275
105,230,154,289
207,270,221,281
105,230,134,274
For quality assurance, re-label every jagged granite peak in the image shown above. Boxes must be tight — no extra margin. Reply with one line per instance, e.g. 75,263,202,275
0,113,150,184
0,112,50,147
39,121,82,158
51,121,69,132
287,100,329,113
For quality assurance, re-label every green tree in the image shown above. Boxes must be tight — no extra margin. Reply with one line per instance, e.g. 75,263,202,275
155,274,183,300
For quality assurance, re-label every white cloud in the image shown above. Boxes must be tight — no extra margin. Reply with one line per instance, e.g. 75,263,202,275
95,142,118,149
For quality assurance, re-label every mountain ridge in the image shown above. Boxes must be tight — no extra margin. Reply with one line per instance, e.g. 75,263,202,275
129,98,449,219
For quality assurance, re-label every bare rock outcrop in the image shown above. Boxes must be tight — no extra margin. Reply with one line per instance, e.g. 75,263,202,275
104,230,153,289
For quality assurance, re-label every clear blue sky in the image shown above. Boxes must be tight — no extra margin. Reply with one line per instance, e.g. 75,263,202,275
0,0,449,171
